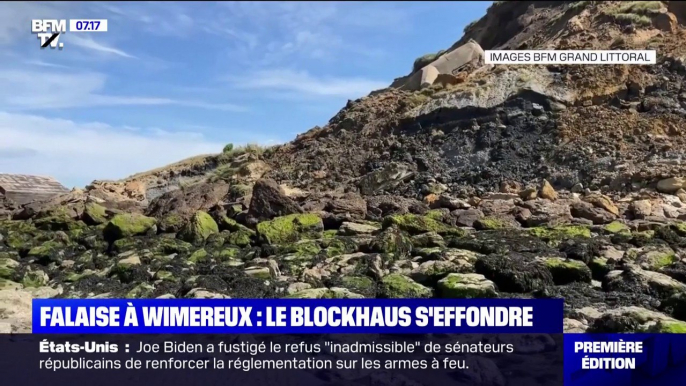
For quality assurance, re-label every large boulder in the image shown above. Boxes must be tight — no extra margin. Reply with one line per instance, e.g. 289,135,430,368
380,274,432,298
603,264,686,300
366,195,429,220
358,162,414,195
542,257,592,285
436,195,472,210
382,213,464,236
589,306,686,333
411,260,463,285
82,202,109,225
324,192,367,221
657,177,686,194
338,221,381,236
539,180,557,201
571,201,616,224
479,199,516,217
452,208,484,227
0,258,19,280
583,194,619,216
367,225,413,257
248,178,303,221
103,213,157,241
630,200,652,219
146,181,230,227
437,273,498,298
519,199,572,226
256,213,323,245
475,253,554,293
177,211,219,245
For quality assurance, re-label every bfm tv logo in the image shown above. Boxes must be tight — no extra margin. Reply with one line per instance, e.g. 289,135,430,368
32,19,66,49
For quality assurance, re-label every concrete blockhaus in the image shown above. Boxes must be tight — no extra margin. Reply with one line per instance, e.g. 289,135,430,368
399,39,485,91
0,173,68,205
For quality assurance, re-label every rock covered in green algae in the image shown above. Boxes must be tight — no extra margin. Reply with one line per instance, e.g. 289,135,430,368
437,273,498,298
226,228,255,247
126,283,155,298
382,213,465,236
410,260,462,285
27,240,69,264
630,245,678,271
278,240,321,257
83,203,108,225
158,213,185,233
286,287,364,299
338,221,381,236
103,213,157,241
367,225,413,257
188,249,209,264
380,274,432,298
543,257,592,285
410,232,445,248
603,265,686,300
244,266,272,280
603,221,630,234
215,215,245,232
0,258,19,279
177,211,219,245
588,306,686,333
256,213,323,245
339,276,377,296
322,237,358,257
529,225,591,243
33,206,86,232
21,268,49,288
216,247,241,261
204,233,226,249
474,217,517,230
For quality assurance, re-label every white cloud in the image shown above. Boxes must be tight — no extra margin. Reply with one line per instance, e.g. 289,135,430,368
23,59,71,69
228,69,387,99
68,35,135,58
0,111,226,188
0,69,246,111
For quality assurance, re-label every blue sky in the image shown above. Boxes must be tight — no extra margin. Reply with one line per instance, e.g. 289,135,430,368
0,1,492,188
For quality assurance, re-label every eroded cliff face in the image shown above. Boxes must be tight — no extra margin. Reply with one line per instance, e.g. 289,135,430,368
4,1,686,335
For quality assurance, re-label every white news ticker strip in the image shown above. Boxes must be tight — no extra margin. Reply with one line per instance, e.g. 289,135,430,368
69,19,108,32
485,50,656,65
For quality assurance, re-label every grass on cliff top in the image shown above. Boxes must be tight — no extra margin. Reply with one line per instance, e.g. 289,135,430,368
602,1,663,27
208,143,270,182
125,153,216,180
614,1,663,15
570,1,597,11
123,142,271,183
218,143,266,159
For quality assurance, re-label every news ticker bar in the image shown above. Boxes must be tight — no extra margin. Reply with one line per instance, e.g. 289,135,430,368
33,298,563,333
16,298,686,386
11,332,686,386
